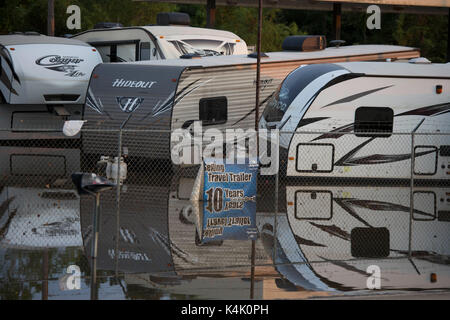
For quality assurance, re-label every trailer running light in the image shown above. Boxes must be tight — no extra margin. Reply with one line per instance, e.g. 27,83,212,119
288,157,295,161
287,202,294,206
159,36,164,39
436,85,443,94
236,39,241,42
92,48,97,52
430,273,437,283
93,74,99,79
9,47,15,51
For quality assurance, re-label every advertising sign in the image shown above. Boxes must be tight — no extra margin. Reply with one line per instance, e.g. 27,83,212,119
201,158,258,243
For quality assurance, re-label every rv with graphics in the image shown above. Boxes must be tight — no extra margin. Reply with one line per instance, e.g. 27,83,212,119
259,61,450,182
71,12,248,62
82,38,419,159
0,33,102,140
259,185,450,291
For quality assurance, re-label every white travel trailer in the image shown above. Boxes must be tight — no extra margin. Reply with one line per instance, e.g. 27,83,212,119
259,61,450,182
82,41,420,159
258,185,450,291
0,33,102,140
71,13,248,62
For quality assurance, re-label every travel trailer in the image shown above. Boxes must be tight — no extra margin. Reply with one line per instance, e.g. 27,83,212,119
259,61,450,182
71,12,248,62
258,185,450,291
0,33,102,140
82,41,420,159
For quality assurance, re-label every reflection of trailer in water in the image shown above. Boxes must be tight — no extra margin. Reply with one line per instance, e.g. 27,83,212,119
0,187,81,249
259,185,450,291
79,174,273,277
259,61,450,182
0,33,102,140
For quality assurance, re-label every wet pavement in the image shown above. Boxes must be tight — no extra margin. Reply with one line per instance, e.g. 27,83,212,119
1,147,450,300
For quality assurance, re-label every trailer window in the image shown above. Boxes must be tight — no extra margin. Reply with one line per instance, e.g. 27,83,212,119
199,97,227,125
90,40,139,62
354,107,393,137
140,42,158,60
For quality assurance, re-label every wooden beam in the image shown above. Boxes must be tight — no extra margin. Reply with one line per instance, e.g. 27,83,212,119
318,0,450,8
206,0,216,28
448,8,450,62
47,0,55,36
137,0,450,13
333,2,342,40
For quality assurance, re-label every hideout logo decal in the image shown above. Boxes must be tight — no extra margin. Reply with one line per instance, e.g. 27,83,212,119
116,96,144,113
35,55,85,77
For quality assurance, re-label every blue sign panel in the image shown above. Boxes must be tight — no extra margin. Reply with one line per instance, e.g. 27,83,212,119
202,158,258,243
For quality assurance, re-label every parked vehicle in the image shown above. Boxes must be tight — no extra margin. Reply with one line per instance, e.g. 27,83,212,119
0,33,102,140
259,61,450,182
82,38,420,159
71,12,248,62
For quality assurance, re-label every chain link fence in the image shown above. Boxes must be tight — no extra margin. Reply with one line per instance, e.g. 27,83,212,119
0,128,449,296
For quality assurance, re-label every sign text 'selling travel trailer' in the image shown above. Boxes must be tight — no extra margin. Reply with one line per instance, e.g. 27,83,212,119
259,61,450,182
82,39,419,159
0,33,102,140
71,12,248,62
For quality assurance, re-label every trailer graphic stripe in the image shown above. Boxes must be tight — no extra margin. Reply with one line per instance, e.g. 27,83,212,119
396,102,450,117
321,85,394,108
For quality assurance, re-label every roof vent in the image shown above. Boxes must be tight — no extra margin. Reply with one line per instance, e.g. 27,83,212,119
329,40,346,48
409,57,431,64
157,12,190,26
180,53,202,59
282,35,326,52
247,52,269,59
94,22,123,29
24,31,41,36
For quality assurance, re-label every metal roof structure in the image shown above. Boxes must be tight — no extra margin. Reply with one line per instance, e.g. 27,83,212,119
137,0,450,14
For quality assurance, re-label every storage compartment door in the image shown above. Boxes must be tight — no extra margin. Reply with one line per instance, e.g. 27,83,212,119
414,146,437,175
296,143,334,172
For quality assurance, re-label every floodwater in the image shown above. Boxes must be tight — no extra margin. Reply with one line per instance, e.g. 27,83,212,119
1,146,450,300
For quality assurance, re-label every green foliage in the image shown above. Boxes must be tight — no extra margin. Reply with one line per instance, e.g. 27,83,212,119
0,1,447,61
394,14,448,63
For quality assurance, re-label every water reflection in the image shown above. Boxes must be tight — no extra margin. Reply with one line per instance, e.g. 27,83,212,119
260,185,450,291
0,146,449,299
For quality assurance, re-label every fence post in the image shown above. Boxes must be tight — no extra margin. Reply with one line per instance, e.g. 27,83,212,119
115,129,122,277
409,119,424,258
408,131,414,258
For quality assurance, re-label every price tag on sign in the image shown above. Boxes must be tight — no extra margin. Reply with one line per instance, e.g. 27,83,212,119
201,158,259,243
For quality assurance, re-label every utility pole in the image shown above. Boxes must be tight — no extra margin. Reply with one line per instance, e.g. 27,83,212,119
447,8,450,62
47,0,55,36
333,2,342,40
206,0,216,28
250,0,263,301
